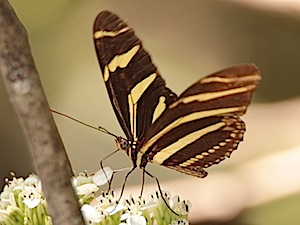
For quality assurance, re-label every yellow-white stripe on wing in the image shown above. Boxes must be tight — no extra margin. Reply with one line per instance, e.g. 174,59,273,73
94,11,177,142
137,64,260,177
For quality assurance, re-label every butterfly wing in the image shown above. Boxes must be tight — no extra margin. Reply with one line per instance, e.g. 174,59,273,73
93,11,177,142
138,64,261,177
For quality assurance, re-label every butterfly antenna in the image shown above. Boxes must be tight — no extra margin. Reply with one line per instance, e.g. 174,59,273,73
143,169,180,216
50,109,118,139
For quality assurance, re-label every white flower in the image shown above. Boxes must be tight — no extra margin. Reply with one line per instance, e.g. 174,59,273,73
72,171,92,187
126,214,146,225
146,190,191,225
81,204,102,223
95,190,125,214
177,200,191,216
76,183,99,196
72,169,113,205
104,204,125,216
0,171,191,225
81,190,125,225
92,167,113,186
147,190,171,204
23,174,42,190
0,176,24,209
19,174,44,209
22,190,42,209
170,218,189,225
120,196,153,225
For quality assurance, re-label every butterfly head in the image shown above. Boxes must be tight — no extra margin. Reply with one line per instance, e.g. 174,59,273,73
116,136,129,151
115,137,139,166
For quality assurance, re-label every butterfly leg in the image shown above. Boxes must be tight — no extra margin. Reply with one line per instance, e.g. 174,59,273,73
140,169,146,197
116,166,137,204
99,148,120,190
143,169,179,216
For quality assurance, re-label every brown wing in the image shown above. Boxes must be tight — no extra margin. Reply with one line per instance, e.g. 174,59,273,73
138,64,261,178
93,11,177,141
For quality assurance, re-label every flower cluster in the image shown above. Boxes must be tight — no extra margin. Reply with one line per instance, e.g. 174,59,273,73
81,190,190,225
0,169,191,225
0,173,50,225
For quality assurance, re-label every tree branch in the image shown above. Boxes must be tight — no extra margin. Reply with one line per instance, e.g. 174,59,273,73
0,1,84,224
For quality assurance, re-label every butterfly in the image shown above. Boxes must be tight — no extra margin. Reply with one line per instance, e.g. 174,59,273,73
93,11,261,178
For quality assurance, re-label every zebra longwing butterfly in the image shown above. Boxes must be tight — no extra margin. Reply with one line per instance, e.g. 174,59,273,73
93,11,261,178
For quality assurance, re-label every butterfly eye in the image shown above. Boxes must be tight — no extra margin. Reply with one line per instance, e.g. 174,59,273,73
116,137,129,151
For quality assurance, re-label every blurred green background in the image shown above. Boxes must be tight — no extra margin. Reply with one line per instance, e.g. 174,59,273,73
1,0,300,224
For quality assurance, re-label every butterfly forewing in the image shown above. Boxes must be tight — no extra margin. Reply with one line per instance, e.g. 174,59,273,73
94,11,261,178
93,11,177,142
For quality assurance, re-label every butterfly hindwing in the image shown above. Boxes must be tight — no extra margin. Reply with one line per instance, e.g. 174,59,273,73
93,11,177,141
137,65,260,177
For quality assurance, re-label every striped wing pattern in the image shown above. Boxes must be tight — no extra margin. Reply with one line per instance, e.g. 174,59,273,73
137,65,260,177
94,11,177,146
94,11,261,178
